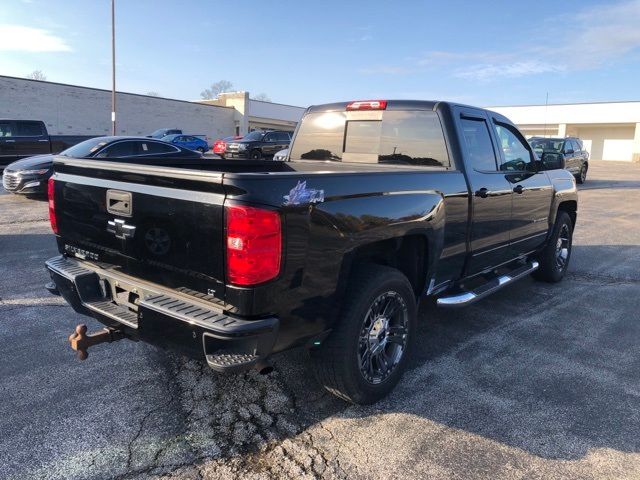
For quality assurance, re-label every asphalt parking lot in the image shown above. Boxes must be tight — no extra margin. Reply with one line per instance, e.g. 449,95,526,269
1,161,639,480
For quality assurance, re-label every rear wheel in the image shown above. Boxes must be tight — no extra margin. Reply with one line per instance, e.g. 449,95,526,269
310,264,417,404
196,147,206,154
532,211,573,283
250,149,262,160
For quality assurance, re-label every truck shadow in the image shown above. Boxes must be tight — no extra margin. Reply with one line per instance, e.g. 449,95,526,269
268,243,640,462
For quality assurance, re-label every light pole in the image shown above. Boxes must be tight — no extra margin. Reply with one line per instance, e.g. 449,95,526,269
111,0,116,135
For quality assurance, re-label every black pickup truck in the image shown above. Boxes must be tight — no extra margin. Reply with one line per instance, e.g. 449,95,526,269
45,100,578,404
0,119,94,169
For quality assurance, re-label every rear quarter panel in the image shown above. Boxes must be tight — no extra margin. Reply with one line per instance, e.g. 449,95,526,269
223,169,469,351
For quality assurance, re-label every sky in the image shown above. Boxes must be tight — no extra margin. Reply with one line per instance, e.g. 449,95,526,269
2,0,640,107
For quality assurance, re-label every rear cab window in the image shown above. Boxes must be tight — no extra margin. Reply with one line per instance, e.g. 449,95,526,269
290,108,450,168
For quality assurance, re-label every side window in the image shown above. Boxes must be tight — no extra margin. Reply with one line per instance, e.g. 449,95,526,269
276,132,290,142
494,123,534,171
98,141,136,157
0,122,13,137
379,111,449,167
570,139,580,152
16,121,45,137
460,117,497,171
141,141,178,155
563,141,573,154
573,138,583,151
263,133,276,142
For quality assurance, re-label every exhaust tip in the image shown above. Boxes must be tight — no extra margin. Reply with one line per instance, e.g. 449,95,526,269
254,360,273,375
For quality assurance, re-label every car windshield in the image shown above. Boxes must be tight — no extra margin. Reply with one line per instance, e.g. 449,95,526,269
59,138,110,158
242,131,266,141
529,138,564,152
149,129,170,138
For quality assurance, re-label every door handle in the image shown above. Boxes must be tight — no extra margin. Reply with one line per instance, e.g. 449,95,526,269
513,185,524,194
6,139,15,143
475,188,489,198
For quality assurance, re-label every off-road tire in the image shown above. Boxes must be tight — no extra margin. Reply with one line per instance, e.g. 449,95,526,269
310,264,417,404
532,211,573,283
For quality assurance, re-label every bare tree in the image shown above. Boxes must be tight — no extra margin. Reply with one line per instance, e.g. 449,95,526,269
200,80,234,99
26,70,47,81
146,91,161,97
252,93,271,102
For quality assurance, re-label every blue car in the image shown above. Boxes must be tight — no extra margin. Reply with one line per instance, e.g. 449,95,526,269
161,134,209,153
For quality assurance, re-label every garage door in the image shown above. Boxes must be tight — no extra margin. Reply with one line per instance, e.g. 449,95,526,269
602,139,634,161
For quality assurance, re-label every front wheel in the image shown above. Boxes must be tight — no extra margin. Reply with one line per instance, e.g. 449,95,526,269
576,164,587,184
532,210,573,283
249,149,262,160
196,147,206,154
310,264,417,404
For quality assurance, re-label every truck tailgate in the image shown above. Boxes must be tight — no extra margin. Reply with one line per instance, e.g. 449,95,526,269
52,159,228,299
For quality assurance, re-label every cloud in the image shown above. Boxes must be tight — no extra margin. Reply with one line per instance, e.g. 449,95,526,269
359,0,640,81
0,24,72,52
455,61,565,81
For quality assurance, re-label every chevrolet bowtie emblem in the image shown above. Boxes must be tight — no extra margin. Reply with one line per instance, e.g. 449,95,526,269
107,219,136,240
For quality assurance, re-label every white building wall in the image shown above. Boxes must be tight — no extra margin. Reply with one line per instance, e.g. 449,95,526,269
0,76,236,141
248,100,305,124
488,102,640,162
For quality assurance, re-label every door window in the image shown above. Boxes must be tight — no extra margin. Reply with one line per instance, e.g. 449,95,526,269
16,121,45,137
494,124,534,171
0,122,13,137
140,141,178,155
275,132,291,142
460,118,497,171
98,141,136,157
263,133,277,142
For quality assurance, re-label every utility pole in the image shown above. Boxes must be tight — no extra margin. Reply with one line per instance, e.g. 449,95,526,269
543,92,549,138
111,0,116,135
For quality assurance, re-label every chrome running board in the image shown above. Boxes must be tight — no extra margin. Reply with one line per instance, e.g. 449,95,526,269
437,260,539,308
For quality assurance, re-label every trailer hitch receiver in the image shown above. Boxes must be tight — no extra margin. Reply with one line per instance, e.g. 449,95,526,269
68,324,124,360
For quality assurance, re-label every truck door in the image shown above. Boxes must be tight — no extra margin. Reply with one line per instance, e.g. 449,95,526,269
456,108,513,275
489,118,553,257
15,121,50,158
0,121,17,166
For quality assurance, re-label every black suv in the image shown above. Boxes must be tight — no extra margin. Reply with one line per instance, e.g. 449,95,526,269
225,130,292,159
529,136,590,183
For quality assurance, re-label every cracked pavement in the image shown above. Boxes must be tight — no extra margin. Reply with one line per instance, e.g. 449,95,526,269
1,161,639,479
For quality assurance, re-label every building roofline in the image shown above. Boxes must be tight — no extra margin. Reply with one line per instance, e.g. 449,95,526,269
487,99,640,108
249,98,306,109
0,75,234,110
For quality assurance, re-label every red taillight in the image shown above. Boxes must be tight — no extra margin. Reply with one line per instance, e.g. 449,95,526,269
225,204,281,286
48,177,59,234
213,140,226,154
346,100,387,111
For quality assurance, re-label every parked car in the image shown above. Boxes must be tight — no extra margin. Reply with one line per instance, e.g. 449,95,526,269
529,136,589,183
213,135,243,158
0,119,96,169
273,148,289,161
225,130,292,159
45,99,577,404
148,128,182,139
2,136,202,195
161,134,209,153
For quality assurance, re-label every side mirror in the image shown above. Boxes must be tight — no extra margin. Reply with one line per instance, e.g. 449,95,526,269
541,152,565,170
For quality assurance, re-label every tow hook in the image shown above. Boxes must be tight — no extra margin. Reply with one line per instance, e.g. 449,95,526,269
68,324,124,360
